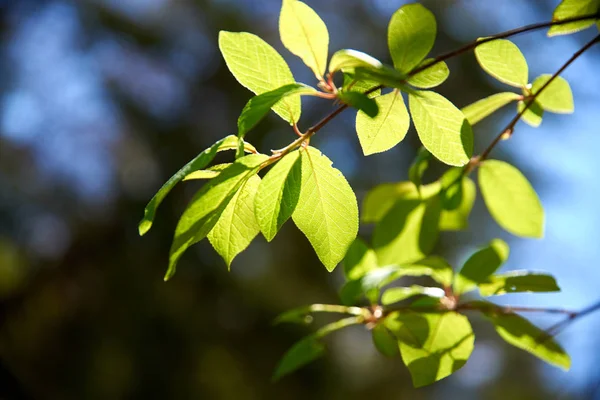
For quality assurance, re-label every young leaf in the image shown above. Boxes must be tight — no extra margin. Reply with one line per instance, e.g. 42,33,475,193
166,154,268,281
183,164,231,181
272,336,325,381
518,99,544,127
362,182,420,223
219,31,300,123
409,91,474,166
482,310,570,370
530,75,574,114
372,324,400,357
330,49,383,74
474,39,528,88
407,59,450,89
454,239,509,295
386,312,474,387
344,238,378,281
238,84,316,138
338,91,379,118
279,0,329,80
355,91,410,155
207,175,261,267
547,0,600,37
292,147,359,271
342,73,381,98
408,148,431,192
479,160,544,238
381,285,445,306
461,92,521,125
255,151,302,242
388,4,437,73
373,197,441,266
478,271,560,296
139,135,255,236
354,65,412,91
439,177,476,231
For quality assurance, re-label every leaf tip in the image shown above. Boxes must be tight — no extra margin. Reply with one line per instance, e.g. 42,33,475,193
138,219,151,236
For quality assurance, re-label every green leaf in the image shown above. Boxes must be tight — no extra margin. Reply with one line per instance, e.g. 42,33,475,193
439,177,476,231
342,73,381,98
454,239,510,295
255,151,302,242
373,196,441,266
166,154,268,281
409,91,474,166
439,168,464,210
381,285,445,306
518,99,544,127
207,174,261,267
344,238,378,281
355,91,409,155
372,324,399,357
238,84,316,138
409,148,431,193
330,49,383,74
461,92,521,125
548,0,600,37
354,65,412,91
338,91,379,118
388,3,437,73
482,310,570,370
404,256,454,287
272,336,325,381
183,163,232,181
530,75,574,114
474,39,528,88
139,136,254,236
478,271,560,296
292,147,359,271
386,312,474,387
219,31,300,123
407,59,449,89
479,160,544,238
279,0,329,79
274,304,363,325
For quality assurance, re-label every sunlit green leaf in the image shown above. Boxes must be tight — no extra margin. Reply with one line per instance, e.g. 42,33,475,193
279,0,329,79
481,309,570,370
238,84,316,138
207,174,261,267
342,73,381,98
474,39,528,88
405,256,454,287
409,148,431,193
362,181,440,223
354,65,412,91
292,147,359,271
461,92,521,125
388,4,437,73
381,285,445,305
330,49,383,73
478,271,560,296
255,151,302,242
344,238,378,281
530,75,574,114
518,99,544,127
338,91,379,118
386,312,474,387
356,91,409,155
407,59,449,89
219,31,300,123
139,135,255,236
479,160,544,238
409,91,473,166
454,239,509,295
372,324,399,357
439,177,476,231
166,154,268,280
439,168,464,210
547,0,600,37
183,164,232,181
373,196,441,266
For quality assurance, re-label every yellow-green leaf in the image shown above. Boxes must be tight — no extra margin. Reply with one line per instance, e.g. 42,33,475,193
330,49,382,74
454,239,509,295
478,271,560,296
518,99,544,127
381,285,445,305
356,91,410,155
292,147,359,271
548,0,600,37
407,59,449,89
439,177,476,231
219,31,300,123
343,238,378,281
372,324,399,357
474,39,528,88
530,75,574,114
461,92,521,125
479,160,544,238
279,0,329,79
409,91,474,166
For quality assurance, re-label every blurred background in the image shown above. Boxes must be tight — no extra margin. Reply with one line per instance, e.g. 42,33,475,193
1,0,600,398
